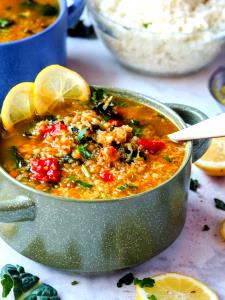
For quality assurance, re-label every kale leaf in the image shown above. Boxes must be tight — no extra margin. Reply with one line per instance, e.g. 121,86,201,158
190,178,200,192
0,18,14,29
0,265,60,300
69,176,93,188
24,283,60,300
78,144,92,160
117,184,138,191
91,88,106,105
214,198,225,211
0,264,39,299
9,146,27,168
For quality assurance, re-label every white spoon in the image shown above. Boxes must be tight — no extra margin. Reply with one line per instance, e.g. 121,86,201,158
168,113,225,142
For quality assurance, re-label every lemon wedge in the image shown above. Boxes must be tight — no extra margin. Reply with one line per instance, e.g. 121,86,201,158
136,273,219,300
195,137,225,176
33,64,91,115
1,82,35,131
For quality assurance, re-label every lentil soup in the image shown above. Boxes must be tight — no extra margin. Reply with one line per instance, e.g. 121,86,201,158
0,0,59,43
0,89,186,200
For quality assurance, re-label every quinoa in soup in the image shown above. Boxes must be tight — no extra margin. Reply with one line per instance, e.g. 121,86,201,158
0,0,59,43
0,89,186,200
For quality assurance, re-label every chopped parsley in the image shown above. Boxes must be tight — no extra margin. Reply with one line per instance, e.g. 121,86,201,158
41,4,59,16
71,280,79,286
91,88,106,105
129,119,143,137
69,176,93,188
0,18,14,29
115,99,128,107
78,144,92,160
143,22,152,28
77,128,88,143
117,273,134,288
133,277,155,288
148,295,158,300
163,156,173,163
190,179,200,192
117,183,138,191
214,198,225,211
9,146,27,168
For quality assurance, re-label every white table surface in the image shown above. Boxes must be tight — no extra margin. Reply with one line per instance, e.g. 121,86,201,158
1,37,225,300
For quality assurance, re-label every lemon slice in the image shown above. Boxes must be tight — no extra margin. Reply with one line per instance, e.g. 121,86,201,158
1,82,35,131
34,64,91,115
136,273,218,300
195,137,225,176
220,219,225,240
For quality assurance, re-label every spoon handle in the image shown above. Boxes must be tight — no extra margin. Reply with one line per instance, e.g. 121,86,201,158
168,113,225,142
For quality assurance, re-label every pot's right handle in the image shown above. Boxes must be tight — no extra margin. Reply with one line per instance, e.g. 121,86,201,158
0,195,35,223
167,103,211,162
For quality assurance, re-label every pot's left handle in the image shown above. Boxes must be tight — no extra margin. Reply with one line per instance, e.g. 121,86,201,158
67,0,85,28
0,195,36,223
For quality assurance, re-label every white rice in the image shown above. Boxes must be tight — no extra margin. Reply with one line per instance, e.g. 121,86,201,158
90,0,225,75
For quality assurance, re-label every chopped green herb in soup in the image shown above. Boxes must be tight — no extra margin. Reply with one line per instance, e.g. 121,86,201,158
0,0,59,42
0,90,186,200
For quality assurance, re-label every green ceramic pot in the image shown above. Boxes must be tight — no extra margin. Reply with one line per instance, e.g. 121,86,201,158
0,88,210,273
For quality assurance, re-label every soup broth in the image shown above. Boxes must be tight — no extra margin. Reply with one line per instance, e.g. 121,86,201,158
0,0,59,42
0,91,186,200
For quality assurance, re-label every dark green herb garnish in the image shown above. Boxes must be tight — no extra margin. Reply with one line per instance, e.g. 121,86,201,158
0,264,39,299
133,277,155,288
71,280,79,286
21,0,38,8
102,115,111,121
77,128,88,143
129,120,140,126
129,119,143,137
78,144,92,160
158,113,166,119
117,273,134,288
9,146,26,168
41,4,59,16
163,156,173,163
202,224,210,231
148,295,157,300
190,178,200,192
91,88,106,105
59,155,75,164
214,198,225,211
69,176,93,188
143,22,152,28
0,18,14,29
117,183,138,191
115,100,128,107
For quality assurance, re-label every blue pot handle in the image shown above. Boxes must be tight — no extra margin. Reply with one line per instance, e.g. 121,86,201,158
67,0,85,28
167,103,211,162
0,195,35,223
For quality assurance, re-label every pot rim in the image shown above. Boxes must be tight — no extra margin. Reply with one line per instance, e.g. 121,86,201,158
0,86,192,203
0,0,66,47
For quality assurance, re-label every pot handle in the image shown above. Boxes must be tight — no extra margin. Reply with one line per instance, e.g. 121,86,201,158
67,0,85,28
0,195,36,223
167,103,211,162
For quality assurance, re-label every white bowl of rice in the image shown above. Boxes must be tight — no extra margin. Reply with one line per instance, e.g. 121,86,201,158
87,0,225,76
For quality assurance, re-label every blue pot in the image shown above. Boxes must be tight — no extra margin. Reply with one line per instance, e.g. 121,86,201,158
0,0,84,106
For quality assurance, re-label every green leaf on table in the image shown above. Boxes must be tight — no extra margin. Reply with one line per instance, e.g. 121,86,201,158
117,273,134,288
190,178,200,192
214,198,225,211
24,283,60,300
133,277,155,288
71,280,79,286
